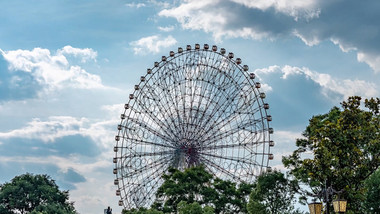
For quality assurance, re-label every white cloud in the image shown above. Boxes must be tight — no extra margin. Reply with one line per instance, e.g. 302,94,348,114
158,0,380,73
147,0,172,8
260,83,273,92
274,130,303,143
125,2,146,8
0,116,117,149
0,155,109,177
158,26,175,32
158,0,231,41
330,38,357,53
158,0,319,41
130,35,177,55
0,116,88,143
254,65,280,75
231,0,320,20
330,39,380,73
101,103,124,116
293,30,321,46
1,47,105,91
255,65,379,99
57,46,97,63
357,52,380,73
125,1,172,9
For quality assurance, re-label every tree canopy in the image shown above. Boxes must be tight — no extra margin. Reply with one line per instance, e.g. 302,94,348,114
177,201,214,214
141,165,253,213
123,166,305,214
0,173,77,214
282,96,380,212
122,207,164,214
247,170,303,214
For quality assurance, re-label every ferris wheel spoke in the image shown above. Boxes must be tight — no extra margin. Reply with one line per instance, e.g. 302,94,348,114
192,96,237,139
123,158,171,186
127,163,170,206
201,105,263,141
182,61,204,133
134,160,170,188
146,70,186,123
199,156,244,182
156,69,187,138
199,151,261,167
170,58,188,132
135,88,180,140
201,82,239,119
202,119,263,146
196,85,248,136
187,73,222,136
201,119,249,143
180,88,190,137
156,75,180,117
169,64,189,137
201,140,262,151
133,97,172,133
122,155,173,178
127,117,175,143
122,150,175,158
123,137,175,149
187,64,212,127
213,104,260,129
134,179,163,205
207,91,256,129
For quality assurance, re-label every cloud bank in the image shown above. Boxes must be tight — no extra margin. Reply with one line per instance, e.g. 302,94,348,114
159,0,380,72
0,46,104,100
255,65,378,100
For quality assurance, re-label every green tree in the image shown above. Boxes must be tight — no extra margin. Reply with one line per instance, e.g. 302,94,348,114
282,96,380,213
30,203,77,214
152,165,213,212
152,165,253,213
177,201,214,214
122,207,163,214
211,178,252,213
0,173,77,214
363,168,380,213
247,170,303,214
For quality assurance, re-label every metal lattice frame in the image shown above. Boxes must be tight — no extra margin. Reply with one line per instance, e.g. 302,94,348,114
113,44,274,209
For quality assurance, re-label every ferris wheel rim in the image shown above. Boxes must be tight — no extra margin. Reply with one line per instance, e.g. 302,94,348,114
113,43,274,209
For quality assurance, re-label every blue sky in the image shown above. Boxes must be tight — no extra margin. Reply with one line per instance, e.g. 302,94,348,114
0,0,379,213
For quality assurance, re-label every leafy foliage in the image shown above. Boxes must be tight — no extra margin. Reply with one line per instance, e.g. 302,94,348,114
0,173,77,214
122,207,163,214
282,96,380,212
151,165,253,213
29,203,77,214
363,168,380,213
177,201,214,214
247,171,303,214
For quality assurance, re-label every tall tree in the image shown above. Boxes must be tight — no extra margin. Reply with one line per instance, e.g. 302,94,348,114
247,170,303,214
0,173,77,214
282,96,380,212
152,165,253,213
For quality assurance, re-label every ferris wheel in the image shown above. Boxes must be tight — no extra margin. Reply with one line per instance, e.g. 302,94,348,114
113,44,274,209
